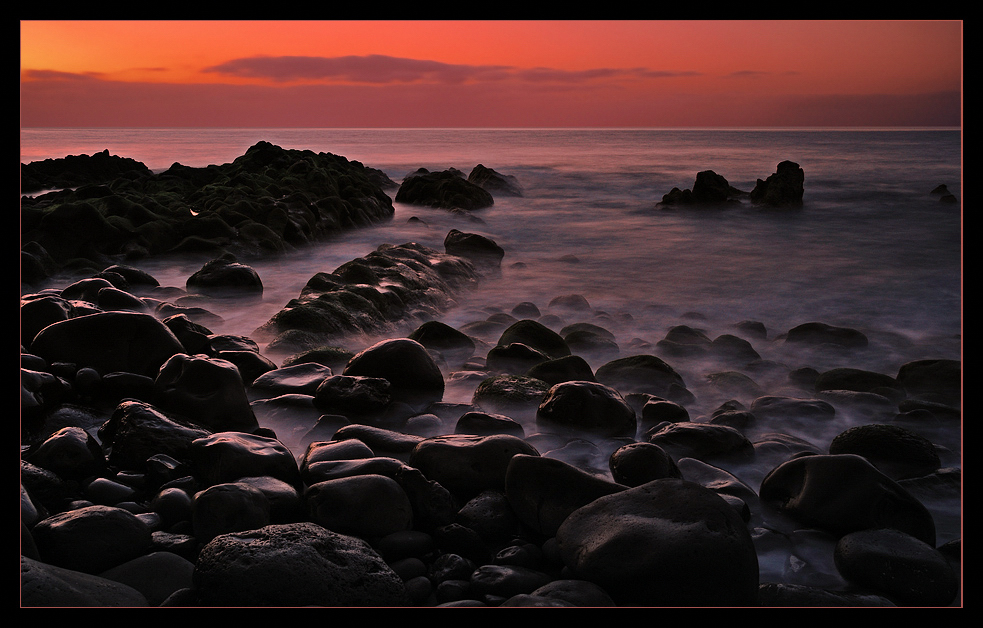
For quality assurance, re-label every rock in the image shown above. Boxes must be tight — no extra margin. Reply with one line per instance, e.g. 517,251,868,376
24,426,108,482
395,169,494,210
895,359,961,406
20,555,149,607
191,481,271,544
530,579,616,607
486,343,551,375
828,423,942,480
757,582,895,607
525,354,596,386
189,431,301,489
29,311,185,378
785,321,868,349
647,421,755,464
305,474,413,539
153,353,259,434
408,433,540,499
186,254,263,298
467,164,523,196
31,505,154,574
343,338,445,409
834,528,959,606
98,551,195,607
454,411,525,438
250,362,333,397
750,160,805,207
456,490,523,545
594,354,688,399
470,564,553,602
471,374,551,421
408,320,476,366
608,442,682,486
536,380,637,439
556,478,760,606
814,367,902,396
497,319,570,360
97,400,212,473
659,170,746,206
504,454,625,538
313,374,392,417
443,228,505,269
759,453,937,545
193,522,409,606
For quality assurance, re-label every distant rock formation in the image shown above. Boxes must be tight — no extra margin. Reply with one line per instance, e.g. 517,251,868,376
657,161,805,209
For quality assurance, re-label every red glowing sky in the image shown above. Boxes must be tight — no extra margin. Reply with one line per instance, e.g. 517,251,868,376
20,20,963,128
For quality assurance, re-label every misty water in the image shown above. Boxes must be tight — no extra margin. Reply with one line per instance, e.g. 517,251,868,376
22,128,963,578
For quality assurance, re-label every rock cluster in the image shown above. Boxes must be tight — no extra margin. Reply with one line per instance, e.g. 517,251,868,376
658,161,805,208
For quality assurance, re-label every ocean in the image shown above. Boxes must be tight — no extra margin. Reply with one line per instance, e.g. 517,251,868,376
20,127,962,539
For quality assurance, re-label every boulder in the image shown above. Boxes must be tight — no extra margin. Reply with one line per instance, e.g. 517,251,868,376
408,433,539,499
343,338,445,409
21,555,149,607
31,505,154,575
750,160,805,207
443,228,505,269
467,164,523,196
193,522,409,606
153,353,259,433
395,168,494,210
556,478,760,606
536,380,637,439
186,254,263,298
305,474,414,539
188,431,301,489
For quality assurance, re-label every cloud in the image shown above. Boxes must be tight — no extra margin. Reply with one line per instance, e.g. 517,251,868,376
202,54,699,85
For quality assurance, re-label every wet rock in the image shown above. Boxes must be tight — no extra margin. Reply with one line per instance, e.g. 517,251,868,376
443,228,505,269
467,164,523,197
395,168,494,210
191,481,271,544
608,442,682,486
189,431,301,489
750,160,805,207
24,426,108,482
408,433,539,499
536,380,637,439
454,411,525,438
29,311,185,378
895,359,961,406
834,528,958,606
470,564,553,603
556,478,759,606
313,374,392,417
505,454,625,538
471,374,551,421
305,474,413,539
759,453,937,545
153,353,259,434
21,555,149,607
31,505,154,574
785,321,868,349
186,254,263,298
646,421,755,464
343,338,445,409
757,582,895,606
525,354,596,386
594,354,688,399
193,521,409,606
408,320,476,366
455,489,523,546
250,362,333,397
828,423,942,480
496,319,570,360
98,400,212,473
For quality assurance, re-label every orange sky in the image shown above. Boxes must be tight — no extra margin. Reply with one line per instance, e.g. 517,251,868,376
20,20,963,128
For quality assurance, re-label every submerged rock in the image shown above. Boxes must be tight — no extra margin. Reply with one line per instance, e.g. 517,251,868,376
395,169,494,211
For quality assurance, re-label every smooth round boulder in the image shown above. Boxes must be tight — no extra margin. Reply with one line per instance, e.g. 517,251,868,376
608,441,682,487
454,411,525,438
186,254,263,298
305,474,413,539
21,555,149,607
828,423,942,480
191,482,271,544
834,528,959,606
443,228,506,268
26,426,107,482
525,354,597,386
505,454,625,538
250,362,333,396
98,400,212,473
313,374,392,416
530,579,616,607
646,421,755,463
343,338,444,408
536,380,637,439
497,319,570,360
759,454,937,545
193,522,409,606
408,433,540,499
29,311,185,378
471,374,551,421
784,321,868,349
408,319,476,365
594,354,687,398
556,478,760,606
153,353,259,433
188,431,301,489
31,505,154,575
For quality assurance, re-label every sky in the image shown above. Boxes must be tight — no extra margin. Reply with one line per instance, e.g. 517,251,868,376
19,20,963,128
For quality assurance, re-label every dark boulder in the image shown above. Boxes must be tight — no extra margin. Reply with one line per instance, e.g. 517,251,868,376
536,380,637,439
467,164,523,196
153,353,259,434
395,169,494,210
750,160,805,207
556,478,760,606
343,338,445,408
443,228,505,269
186,254,264,298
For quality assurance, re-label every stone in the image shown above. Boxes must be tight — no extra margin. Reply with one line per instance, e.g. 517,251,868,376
785,321,868,349
343,338,445,408
443,228,506,269
608,441,682,486
250,362,333,396
191,481,271,544
497,319,570,360
828,423,942,480
749,160,805,207
834,528,959,606
97,400,212,473
186,254,263,298
189,431,301,489
505,454,625,538
31,505,154,574
408,433,540,499
408,320,476,366
21,555,149,607
536,380,637,439
395,168,494,210
525,354,597,386
556,478,759,606
305,474,413,539
153,353,259,433
594,354,687,398
646,421,755,463
467,164,523,196
759,453,937,545
193,522,409,606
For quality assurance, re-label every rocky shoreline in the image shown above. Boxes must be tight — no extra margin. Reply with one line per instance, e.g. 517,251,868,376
21,145,961,607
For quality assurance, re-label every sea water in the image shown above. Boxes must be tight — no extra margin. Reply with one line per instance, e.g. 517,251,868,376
21,127,963,550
